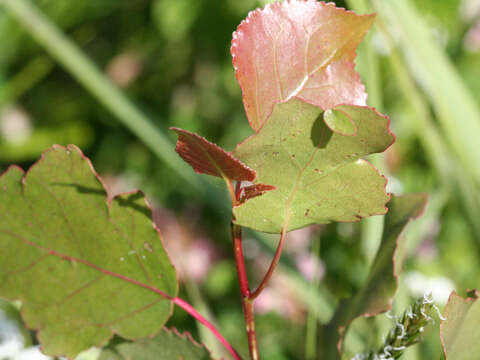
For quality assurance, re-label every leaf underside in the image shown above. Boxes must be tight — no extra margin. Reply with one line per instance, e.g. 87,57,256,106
0,145,178,359
233,98,395,234
441,291,480,360
322,193,429,359
99,328,213,360
231,0,374,131
171,127,256,182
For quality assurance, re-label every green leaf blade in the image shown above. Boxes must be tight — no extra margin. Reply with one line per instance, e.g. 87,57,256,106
0,145,178,359
441,291,480,360
233,99,394,233
99,328,213,360
322,193,429,359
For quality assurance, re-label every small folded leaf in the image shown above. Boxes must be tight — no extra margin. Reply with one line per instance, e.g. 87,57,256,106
0,145,178,359
322,193,429,359
240,184,276,204
231,0,374,131
233,98,395,233
171,127,256,182
323,108,357,136
441,290,480,360
99,328,213,360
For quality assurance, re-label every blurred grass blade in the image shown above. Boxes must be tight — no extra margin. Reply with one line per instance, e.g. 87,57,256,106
347,0,386,267
0,0,203,192
372,0,480,185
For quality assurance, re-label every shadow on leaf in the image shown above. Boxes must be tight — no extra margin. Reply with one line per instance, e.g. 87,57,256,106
311,113,333,149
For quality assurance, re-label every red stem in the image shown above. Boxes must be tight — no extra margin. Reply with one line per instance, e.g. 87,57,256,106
232,224,250,297
173,297,242,360
249,226,287,300
3,232,243,360
232,223,260,360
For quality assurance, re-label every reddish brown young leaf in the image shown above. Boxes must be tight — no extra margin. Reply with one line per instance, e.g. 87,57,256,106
171,127,256,182
240,184,276,204
231,0,375,131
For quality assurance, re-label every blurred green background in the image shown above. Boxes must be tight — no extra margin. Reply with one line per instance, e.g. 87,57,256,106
0,0,479,359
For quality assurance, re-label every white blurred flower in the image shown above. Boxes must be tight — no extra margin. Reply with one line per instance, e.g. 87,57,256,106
0,106,32,145
461,0,480,21
404,271,455,305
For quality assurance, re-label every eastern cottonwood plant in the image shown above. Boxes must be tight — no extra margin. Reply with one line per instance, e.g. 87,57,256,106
0,1,478,360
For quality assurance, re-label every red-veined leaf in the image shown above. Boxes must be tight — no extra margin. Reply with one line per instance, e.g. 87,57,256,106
231,0,374,131
0,145,178,359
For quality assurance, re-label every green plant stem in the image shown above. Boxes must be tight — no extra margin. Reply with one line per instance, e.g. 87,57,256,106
372,0,480,186
0,0,203,192
0,55,53,110
305,238,321,360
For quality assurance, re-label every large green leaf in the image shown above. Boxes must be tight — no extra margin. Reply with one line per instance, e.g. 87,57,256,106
441,290,480,360
233,98,394,233
321,193,428,359
0,145,178,359
99,328,213,360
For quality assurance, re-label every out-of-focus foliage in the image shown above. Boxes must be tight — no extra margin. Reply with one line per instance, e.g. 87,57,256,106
0,0,479,359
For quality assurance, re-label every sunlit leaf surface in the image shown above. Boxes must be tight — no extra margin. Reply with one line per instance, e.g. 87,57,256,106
99,328,213,360
0,145,178,359
233,99,394,233
441,290,480,360
231,0,374,131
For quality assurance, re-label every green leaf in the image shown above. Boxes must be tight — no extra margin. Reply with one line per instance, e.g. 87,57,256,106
99,328,213,360
323,108,357,136
0,145,178,359
441,290,480,360
232,98,395,233
321,193,428,359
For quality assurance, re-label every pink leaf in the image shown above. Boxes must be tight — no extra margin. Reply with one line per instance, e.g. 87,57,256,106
231,0,374,131
171,127,256,182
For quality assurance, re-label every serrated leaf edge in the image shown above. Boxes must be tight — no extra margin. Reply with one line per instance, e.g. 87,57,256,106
231,0,373,132
440,290,480,359
171,127,257,182
0,144,179,360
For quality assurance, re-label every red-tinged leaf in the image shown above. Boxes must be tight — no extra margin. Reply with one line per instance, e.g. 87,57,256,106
171,127,256,182
231,0,374,131
240,184,276,204
0,145,178,359
441,290,480,360
322,194,428,359
99,327,213,360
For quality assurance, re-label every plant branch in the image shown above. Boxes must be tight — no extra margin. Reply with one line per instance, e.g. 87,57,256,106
232,223,260,360
249,225,287,300
173,297,243,360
